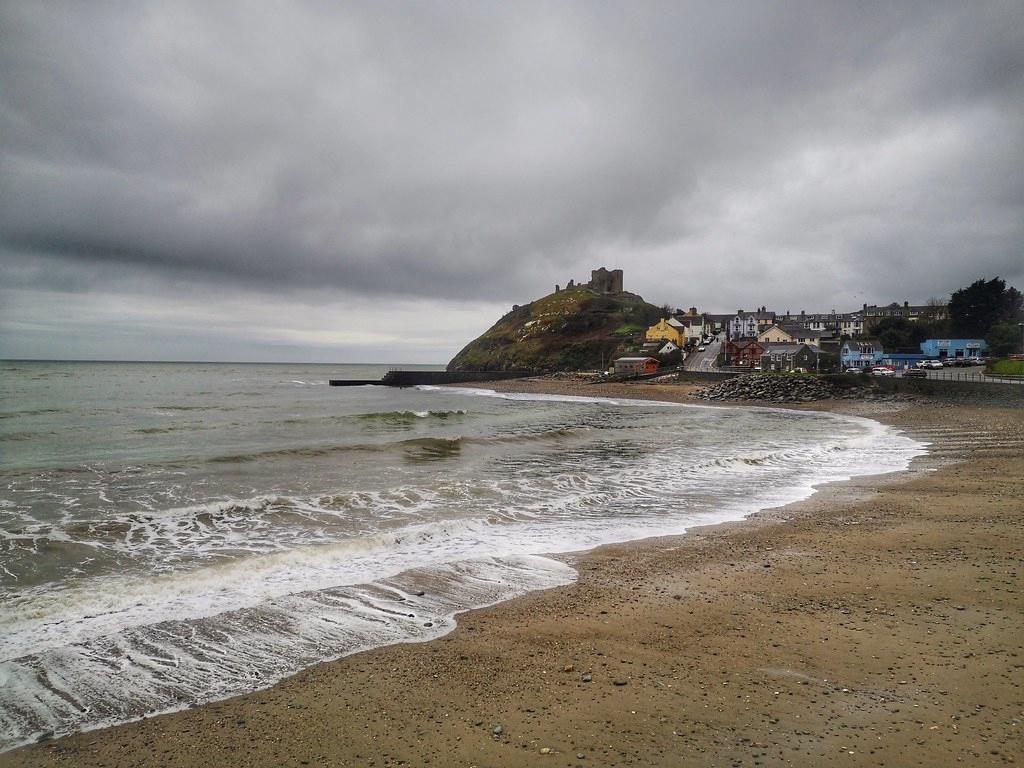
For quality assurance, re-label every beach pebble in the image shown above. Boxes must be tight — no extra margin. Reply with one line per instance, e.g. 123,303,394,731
582,673,592,683
492,724,504,736
613,679,628,686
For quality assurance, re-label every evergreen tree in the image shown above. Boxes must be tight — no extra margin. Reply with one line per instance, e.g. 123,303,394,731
948,277,1022,337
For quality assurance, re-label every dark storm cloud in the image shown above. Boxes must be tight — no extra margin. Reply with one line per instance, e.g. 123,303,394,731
1,1,1022,310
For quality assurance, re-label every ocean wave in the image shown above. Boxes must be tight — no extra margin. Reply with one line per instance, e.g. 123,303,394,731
0,408,64,420
199,425,583,465
357,408,467,423
0,555,576,752
418,385,682,408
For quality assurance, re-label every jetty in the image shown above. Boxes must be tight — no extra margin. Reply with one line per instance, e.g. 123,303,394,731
329,370,538,387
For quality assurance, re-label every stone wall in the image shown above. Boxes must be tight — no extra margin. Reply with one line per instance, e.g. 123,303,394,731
822,374,1024,406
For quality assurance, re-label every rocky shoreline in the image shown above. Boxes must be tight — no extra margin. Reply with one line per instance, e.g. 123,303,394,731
693,372,854,402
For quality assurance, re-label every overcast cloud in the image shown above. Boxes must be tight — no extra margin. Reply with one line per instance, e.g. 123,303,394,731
1,1,1022,362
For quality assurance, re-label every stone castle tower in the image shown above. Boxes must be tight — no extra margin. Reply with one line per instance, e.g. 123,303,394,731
589,267,623,294
555,267,623,295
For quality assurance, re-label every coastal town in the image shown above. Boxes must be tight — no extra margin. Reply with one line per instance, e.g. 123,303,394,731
553,269,1021,380
627,300,986,376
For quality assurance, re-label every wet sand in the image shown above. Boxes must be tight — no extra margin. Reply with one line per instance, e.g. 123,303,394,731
4,380,1022,767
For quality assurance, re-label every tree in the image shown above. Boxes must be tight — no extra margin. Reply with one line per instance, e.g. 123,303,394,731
948,277,1023,337
871,317,929,352
986,323,1024,357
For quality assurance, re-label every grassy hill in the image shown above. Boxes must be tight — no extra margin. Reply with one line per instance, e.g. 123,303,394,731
447,287,664,372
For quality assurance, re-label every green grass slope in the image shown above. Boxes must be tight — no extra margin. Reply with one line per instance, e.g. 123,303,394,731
447,287,664,372
988,358,1024,376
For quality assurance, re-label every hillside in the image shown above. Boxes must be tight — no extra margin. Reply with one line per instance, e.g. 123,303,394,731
447,286,663,372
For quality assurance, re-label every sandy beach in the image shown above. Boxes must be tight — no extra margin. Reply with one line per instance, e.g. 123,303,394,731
4,379,1022,768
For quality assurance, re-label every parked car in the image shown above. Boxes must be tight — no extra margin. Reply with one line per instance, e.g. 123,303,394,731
871,366,896,377
845,367,864,374
904,368,927,378
919,359,943,369
697,345,706,352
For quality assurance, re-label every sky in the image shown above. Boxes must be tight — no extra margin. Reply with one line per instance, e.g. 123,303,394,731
1,1,1022,363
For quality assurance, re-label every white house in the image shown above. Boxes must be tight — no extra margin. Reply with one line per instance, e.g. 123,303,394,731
729,309,776,339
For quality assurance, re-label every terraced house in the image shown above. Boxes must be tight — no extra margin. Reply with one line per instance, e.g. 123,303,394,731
729,308,776,339
861,300,947,331
757,323,826,346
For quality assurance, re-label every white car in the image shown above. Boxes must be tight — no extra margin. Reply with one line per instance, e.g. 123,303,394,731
919,359,943,369
871,367,896,377
697,345,706,352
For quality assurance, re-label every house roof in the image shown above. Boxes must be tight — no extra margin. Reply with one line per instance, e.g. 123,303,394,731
761,342,823,354
781,324,824,338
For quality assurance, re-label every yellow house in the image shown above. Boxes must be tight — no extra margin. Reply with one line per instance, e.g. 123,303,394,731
758,324,796,344
645,318,686,346
758,324,825,345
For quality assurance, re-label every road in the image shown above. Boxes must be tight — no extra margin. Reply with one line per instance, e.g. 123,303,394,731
684,338,722,371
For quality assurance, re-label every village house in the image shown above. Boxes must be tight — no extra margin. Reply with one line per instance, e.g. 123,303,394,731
723,339,765,368
702,313,733,335
729,308,776,339
671,310,705,343
645,317,686,346
840,339,884,369
777,310,864,339
613,357,660,376
759,343,824,373
861,301,947,332
757,323,826,346
639,339,682,366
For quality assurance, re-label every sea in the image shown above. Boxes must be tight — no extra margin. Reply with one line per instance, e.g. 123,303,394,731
0,360,927,750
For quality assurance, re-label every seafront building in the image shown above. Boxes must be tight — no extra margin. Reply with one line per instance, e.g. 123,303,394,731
920,338,987,361
840,340,884,369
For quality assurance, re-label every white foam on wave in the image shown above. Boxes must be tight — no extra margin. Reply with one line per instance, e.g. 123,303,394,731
0,555,575,751
417,384,682,407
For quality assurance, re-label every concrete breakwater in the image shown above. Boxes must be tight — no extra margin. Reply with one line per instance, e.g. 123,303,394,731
329,370,538,387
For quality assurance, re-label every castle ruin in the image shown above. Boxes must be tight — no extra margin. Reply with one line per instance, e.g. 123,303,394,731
555,267,623,295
